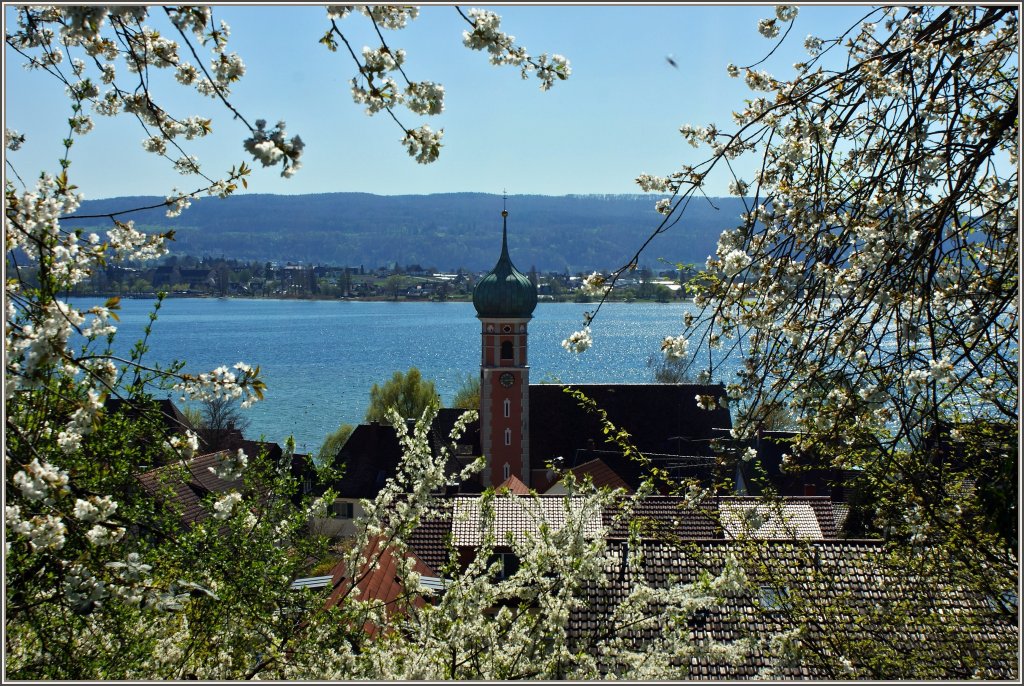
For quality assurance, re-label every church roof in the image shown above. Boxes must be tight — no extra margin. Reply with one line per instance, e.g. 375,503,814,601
528,383,732,490
472,210,537,319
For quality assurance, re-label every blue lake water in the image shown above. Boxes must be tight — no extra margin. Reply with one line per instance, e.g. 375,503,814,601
71,298,725,453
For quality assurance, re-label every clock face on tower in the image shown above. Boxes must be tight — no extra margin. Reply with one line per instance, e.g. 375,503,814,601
500,372,515,388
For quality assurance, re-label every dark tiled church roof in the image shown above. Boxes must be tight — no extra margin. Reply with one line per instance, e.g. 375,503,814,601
528,383,731,490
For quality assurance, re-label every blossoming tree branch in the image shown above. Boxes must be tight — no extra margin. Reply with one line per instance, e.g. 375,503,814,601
3,5,771,680
567,0,1018,638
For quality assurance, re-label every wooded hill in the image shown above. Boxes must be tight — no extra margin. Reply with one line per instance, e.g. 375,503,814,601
70,192,748,272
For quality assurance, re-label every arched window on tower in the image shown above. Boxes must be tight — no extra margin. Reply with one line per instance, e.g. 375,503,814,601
503,463,511,481
503,399,511,418
504,428,512,446
500,341,513,362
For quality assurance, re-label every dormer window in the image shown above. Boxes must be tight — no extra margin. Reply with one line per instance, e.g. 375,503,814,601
759,585,788,611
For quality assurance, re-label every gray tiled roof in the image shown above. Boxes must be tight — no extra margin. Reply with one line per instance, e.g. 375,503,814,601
408,494,848,570
450,494,604,547
570,538,1018,679
719,501,823,539
603,496,840,541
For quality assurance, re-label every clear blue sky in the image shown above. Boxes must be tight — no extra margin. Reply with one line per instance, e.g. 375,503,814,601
4,3,873,201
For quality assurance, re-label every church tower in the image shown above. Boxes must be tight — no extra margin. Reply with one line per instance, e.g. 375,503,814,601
472,208,538,487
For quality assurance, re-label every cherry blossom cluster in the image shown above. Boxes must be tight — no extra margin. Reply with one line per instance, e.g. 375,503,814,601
401,125,444,165
173,362,265,408
209,448,249,481
561,326,593,354
661,334,689,361
242,119,305,178
6,5,296,199
321,6,567,166
580,272,610,296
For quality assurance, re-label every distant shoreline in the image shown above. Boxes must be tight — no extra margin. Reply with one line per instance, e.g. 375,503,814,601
86,293,694,305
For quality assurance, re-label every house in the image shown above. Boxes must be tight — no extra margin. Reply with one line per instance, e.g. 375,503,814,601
387,490,1014,678
137,450,246,526
323,536,441,637
306,210,1016,676
124,397,317,525
312,410,480,538
570,537,1017,679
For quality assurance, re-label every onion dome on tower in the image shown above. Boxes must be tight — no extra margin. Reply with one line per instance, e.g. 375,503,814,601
473,209,537,318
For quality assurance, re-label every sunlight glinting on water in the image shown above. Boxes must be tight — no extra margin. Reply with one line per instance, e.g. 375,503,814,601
73,298,742,452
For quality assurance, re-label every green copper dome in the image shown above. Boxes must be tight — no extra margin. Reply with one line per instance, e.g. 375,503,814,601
473,210,537,318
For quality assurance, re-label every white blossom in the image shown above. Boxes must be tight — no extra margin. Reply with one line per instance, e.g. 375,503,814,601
86,524,126,546
635,174,671,193
401,125,443,164
64,564,108,612
759,18,780,39
326,6,353,20
580,272,609,296
722,248,752,277
728,179,749,196
5,128,26,151
209,449,248,481
661,335,689,360
561,326,592,354
166,430,200,460
360,5,418,30
14,458,69,502
212,492,242,520
804,35,823,55
405,81,445,116
73,495,118,523
696,394,718,411
165,192,192,218
775,6,799,22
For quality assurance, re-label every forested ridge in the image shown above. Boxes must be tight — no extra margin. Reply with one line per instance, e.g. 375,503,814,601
72,192,744,271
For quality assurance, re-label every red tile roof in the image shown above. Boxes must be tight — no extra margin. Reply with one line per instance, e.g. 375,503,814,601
325,536,437,636
496,474,531,495
549,458,632,494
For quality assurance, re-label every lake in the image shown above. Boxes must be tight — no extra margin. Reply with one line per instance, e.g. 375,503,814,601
71,297,719,453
